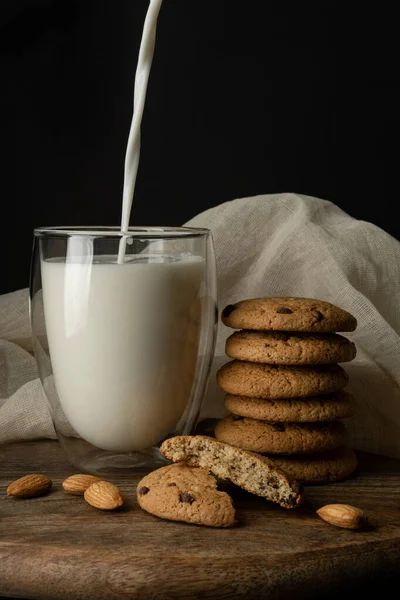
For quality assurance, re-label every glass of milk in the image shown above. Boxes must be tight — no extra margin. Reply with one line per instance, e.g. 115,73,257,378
30,227,217,474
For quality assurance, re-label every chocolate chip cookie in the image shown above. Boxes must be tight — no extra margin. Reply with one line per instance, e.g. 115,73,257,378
136,462,236,527
222,298,357,332
217,360,349,398
160,435,304,509
267,446,358,483
214,416,347,454
224,391,354,422
225,330,356,364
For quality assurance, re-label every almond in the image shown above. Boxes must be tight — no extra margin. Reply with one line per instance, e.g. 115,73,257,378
84,480,124,510
316,503,366,529
62,474,101,495
7,474,52,498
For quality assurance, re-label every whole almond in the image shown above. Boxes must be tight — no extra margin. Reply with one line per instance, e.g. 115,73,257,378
316,504,366,529
62,474,101,495
7,474,52,498
84,480,124,510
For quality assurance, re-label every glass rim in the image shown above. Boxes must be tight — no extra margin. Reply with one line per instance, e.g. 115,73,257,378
34,226,210,239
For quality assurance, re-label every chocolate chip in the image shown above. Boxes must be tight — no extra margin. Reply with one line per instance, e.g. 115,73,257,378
250,463,256,470
222,304,237,318
138,486,150,496
290,481,303,494
179,492,195,504
167,482,177,487
276,307,293,314
232,415,243,421
315,310,324,321
264,343,270,348
271,422,285,432
282,495,298,507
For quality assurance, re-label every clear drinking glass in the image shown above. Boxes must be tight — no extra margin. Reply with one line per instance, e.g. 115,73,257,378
30,227,217,474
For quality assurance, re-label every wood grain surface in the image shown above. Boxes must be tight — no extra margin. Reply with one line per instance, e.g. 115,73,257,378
0,440,399,600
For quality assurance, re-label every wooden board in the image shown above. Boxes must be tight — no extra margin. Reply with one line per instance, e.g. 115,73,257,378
0,440,400,600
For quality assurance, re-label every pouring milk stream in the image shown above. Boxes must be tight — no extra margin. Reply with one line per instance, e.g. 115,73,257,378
118,0,163,264
41,0,206,452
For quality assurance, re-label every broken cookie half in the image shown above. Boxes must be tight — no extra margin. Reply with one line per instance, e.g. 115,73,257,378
160,435,304,509
137,462,236,527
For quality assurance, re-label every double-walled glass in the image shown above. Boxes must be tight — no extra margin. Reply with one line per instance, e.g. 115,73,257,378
30,227,217,474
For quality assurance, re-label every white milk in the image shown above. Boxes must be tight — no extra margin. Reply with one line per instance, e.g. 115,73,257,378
41,1,207,454
118,0,164,263
41,255,204,452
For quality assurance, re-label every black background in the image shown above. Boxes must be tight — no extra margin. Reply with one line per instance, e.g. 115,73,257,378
2,1,399,295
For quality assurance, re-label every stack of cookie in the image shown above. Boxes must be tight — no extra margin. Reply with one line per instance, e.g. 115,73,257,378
215,297,358,484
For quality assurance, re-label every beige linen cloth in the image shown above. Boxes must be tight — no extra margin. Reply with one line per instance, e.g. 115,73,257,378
1,193,400,457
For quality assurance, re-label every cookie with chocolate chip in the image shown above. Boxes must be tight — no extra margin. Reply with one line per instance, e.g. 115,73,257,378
217,360,349,398
221,298,357,333
225,330,357,364
224,391,354,422
267,446,358,484
160,435,304,509
136,462,236,527
214,415,347,454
